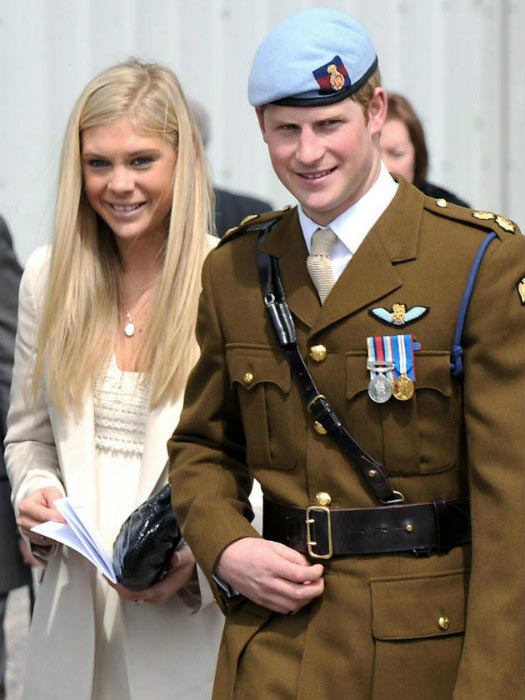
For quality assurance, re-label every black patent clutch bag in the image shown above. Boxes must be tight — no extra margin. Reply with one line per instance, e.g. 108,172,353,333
113,484,182,591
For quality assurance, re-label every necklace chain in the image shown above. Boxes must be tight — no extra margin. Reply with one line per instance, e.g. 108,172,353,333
121,283,157,338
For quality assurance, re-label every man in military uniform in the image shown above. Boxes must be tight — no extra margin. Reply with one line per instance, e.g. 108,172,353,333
169,8,525,699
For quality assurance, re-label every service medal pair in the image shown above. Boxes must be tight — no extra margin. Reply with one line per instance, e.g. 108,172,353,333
366,334,419,404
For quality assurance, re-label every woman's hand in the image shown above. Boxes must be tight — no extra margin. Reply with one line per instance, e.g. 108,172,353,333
17,486,65,547
18,537,41,566
108,543,197,605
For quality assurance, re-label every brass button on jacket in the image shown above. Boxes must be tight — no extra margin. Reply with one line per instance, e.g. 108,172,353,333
243,371,254,386
438,616,450,631
309,345,327,362
315,492,332,506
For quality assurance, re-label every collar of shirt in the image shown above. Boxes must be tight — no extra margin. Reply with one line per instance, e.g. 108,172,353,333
299,163,398,281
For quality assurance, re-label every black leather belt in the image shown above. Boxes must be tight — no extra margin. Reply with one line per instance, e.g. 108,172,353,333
263,497,471,560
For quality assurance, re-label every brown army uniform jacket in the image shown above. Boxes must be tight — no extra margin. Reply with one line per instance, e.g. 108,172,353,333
169,178,525,699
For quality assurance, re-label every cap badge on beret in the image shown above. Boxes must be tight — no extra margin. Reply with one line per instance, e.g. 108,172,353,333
313,56,350,95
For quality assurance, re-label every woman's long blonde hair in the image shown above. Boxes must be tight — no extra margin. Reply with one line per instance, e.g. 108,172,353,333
34,59,213,413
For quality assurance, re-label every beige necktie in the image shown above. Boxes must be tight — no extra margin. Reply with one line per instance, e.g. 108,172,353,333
307,227,337,304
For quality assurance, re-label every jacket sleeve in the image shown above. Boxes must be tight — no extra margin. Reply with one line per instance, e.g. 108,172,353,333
4,247,65,516
453,230,525,697
168,252,258,608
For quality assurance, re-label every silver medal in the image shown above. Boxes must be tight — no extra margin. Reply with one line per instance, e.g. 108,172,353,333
368,373,393,403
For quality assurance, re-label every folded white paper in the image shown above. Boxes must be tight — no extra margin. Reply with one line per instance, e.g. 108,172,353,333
31,497,117,583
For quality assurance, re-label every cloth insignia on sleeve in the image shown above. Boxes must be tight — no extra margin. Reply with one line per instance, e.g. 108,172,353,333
518,277,525,306
369,303,429,327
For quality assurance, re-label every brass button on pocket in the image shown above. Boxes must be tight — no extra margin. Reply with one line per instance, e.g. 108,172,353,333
438,615,450,631
243,371,254,386
309,345,327,362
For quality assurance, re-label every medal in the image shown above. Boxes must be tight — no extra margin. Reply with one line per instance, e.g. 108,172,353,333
367,334,420,403
392,374,414,401
391,334,419,401
368,373,393,403
366,337,395,404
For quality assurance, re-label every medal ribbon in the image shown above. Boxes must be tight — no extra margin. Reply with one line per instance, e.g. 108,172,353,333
367,336,395,383
367,335,420,382
392,334,418,380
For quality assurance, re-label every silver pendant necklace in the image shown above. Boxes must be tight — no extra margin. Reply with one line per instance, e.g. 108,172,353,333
123,311,136,337
121,278,158,339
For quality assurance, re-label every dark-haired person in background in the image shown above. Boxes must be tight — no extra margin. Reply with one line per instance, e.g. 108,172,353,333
0,216,32,700
381,92,470,207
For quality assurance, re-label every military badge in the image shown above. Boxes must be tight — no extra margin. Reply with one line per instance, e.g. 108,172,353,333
518,277,525,306
313,55,350,94
327,64,345,91
495,215,516,233
472,210,496,221
369,303,429,327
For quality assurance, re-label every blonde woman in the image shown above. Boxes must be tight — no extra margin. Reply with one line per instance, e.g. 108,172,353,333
5,60,222,700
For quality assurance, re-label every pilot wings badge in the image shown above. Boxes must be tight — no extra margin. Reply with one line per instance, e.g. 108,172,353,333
369,303,429,327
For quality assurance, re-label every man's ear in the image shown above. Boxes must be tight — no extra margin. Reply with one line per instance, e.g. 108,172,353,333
368,87,387,136
256,107,269,143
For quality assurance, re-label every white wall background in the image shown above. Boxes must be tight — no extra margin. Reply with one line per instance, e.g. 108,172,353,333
0,0,523,264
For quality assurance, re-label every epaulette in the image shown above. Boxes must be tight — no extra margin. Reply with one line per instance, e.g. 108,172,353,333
218,205,293,247
424,196,518,238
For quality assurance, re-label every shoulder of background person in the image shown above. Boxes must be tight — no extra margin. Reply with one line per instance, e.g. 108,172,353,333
214,187,273,237
0,217,23,275
420,181,471,209
0,215,15,249
214,187,272,212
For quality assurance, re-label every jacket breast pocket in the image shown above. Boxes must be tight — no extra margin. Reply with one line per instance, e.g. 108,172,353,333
370,570,468,700
226,345,297,470
346,350,460,475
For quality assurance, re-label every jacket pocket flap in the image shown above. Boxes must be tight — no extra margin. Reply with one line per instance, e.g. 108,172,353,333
415,352,452,396
371,570,468,640
226,345,291,393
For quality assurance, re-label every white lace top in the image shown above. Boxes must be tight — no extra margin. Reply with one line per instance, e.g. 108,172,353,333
94,354,151,457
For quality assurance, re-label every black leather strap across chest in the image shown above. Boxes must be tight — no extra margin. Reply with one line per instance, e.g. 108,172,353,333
257,231,403,505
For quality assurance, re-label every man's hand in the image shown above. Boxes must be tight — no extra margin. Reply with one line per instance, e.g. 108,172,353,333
215,537,324,614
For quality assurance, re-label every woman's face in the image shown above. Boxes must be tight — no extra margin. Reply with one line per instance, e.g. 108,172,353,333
380,118,416,184
81,115,177,248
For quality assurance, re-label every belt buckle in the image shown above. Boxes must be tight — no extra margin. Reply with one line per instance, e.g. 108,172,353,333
306,505,333,559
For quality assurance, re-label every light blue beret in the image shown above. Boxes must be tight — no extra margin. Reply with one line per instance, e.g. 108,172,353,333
248,8,378,108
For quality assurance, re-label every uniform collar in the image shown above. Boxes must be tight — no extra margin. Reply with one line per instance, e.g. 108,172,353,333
259,177,423,332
